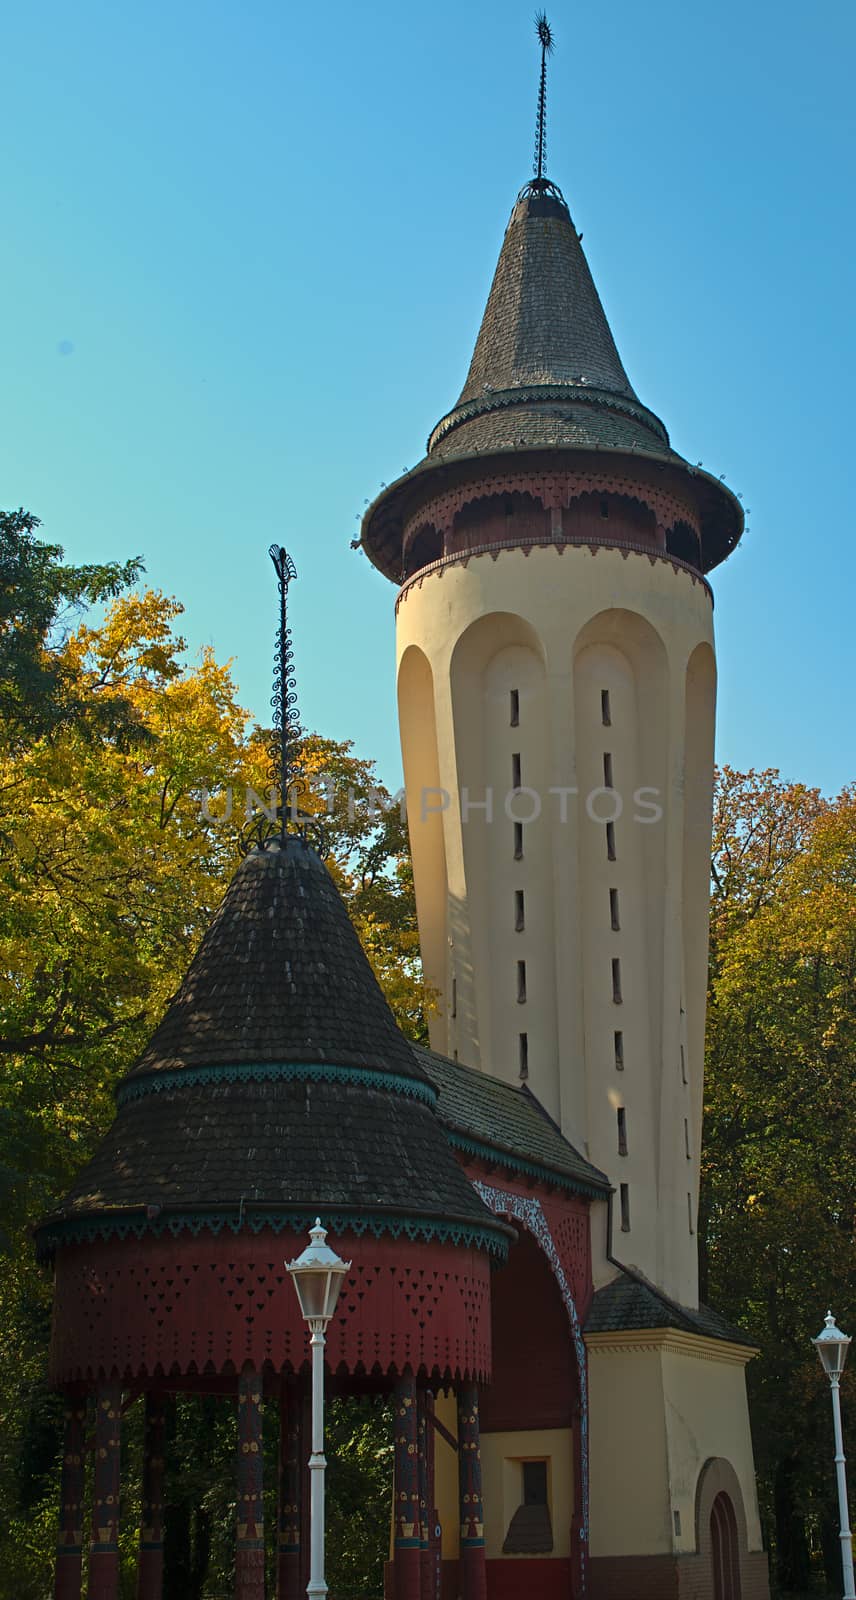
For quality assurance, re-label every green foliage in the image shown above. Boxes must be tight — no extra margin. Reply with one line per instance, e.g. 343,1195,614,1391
702,767,856,1594
0,513,420,1597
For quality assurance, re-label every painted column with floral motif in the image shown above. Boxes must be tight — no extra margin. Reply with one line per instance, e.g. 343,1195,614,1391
277,1379,302,1600
88,1380,122,1600
54,1397,86,1600
137,1393,167,1600
457,1382,486,1600
236,1364,265,1600
417,1390,431,1600
393,1370,422,1600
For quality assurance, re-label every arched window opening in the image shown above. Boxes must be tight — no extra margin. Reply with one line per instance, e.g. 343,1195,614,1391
450,490,548,552
564,491,658,546
404,522,443,576
710,1491,742,1600
666,520,702,568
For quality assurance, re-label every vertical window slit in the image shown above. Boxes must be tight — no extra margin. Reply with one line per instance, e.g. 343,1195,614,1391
614,1030,624,1070
517,960,527,1004
450,977,457,1019
603,751,614,788
510,688,519,727
514,890,525,931
684,1118,691,1160
513,822,524,860
620,1184,630,1232
601,689,611,726
518,1033,529,1079
609,887,620,931
511,752,522,789
606,821,616,861
611,958,622,1004
617,1106,628,1156
687,1193,694,1234
680,1044,687,1084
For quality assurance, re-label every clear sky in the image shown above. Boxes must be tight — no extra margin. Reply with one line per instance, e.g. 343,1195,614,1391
4,0,854,795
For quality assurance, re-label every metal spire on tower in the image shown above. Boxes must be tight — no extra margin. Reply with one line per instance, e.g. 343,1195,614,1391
533,13,555,183
241,545,326,855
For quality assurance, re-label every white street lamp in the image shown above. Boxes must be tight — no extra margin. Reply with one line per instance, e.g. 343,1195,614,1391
287,1220,350,1600
813,1311,855,1600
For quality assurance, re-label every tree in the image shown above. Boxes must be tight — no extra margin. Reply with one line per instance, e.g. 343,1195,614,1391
0,515,429,1596
701,767,856,1594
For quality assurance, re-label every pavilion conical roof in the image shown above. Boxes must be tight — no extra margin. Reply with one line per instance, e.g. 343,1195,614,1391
39,839,507,1253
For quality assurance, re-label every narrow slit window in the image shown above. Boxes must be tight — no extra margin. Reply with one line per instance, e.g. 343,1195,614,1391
614,1030,624,1070
611,958,622,1004
617,1106,628,1156
518,1033,529,1078
684,1118,691,1159
510,688,520,727
601,689,611,726
609,887,620,931
511,752,522,789
620,1183,631,1232
514,890,525,931
451,977,457,1019
513,822,524,860
687,1193,694,1234
674,1511,682,1538
606,821,616,861
680,1044,687,1084
517,960,527,1004
603,752,614,788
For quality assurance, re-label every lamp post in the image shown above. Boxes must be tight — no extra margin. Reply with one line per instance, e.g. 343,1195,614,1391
813,1311,855,1600
287,1220,350,1600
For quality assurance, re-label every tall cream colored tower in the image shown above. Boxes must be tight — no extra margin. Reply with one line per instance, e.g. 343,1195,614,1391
362,164,769,1595
362,173,738,1307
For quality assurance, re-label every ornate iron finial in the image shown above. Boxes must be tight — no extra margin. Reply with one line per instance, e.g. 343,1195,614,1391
533,13,555,182
241,545,326,855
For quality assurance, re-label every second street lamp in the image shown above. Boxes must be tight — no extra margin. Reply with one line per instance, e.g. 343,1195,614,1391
812,1311,855,1600
287,1220,350,1600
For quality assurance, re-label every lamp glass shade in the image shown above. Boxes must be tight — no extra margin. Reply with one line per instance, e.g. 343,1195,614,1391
286,1220,350,1325
813,1311,851,1376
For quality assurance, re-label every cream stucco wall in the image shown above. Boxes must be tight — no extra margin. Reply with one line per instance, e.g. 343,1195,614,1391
431,1398,574,1562
396,544,715,1306
585,1331,763,1558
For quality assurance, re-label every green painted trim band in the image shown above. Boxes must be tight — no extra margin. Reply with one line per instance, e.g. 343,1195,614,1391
446,1131,609,1199
116,1060,438,1109
35,1206,509,1262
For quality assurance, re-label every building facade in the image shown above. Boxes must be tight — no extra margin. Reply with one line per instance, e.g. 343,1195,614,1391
362,168,770,1598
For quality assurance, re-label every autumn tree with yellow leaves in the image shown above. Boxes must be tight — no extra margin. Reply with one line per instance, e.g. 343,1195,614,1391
702,767,856,1594
0,510,426,1596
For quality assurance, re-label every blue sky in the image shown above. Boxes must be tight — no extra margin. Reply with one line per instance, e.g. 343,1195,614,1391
4,0,854,794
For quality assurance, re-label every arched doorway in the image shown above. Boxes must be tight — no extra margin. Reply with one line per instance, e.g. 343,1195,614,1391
711,1490,742,1600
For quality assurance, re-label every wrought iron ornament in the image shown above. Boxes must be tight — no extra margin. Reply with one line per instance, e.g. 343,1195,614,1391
533,13,555,182
241,545,327,855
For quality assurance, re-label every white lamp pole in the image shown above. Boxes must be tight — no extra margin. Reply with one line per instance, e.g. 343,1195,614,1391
813,1311,855,1600
287,1220,350,1600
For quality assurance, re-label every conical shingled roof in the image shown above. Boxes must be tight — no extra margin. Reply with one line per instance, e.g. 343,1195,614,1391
426,181,670,461
126,839,424,1082
361,177,743,577
39,839,507,1253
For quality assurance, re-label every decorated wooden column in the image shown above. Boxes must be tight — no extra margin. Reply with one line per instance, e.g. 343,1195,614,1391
54,1396,86,1600
416,1391,430,1600
456,1382,486,1600
393,1370,422,1600
277,1379,302,1600
425,1393,441,1600
89,1379,122,1600
236,1364,265,1600
137,1393,167,1600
